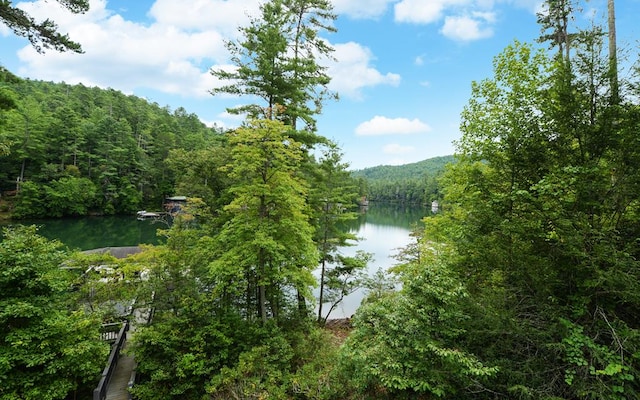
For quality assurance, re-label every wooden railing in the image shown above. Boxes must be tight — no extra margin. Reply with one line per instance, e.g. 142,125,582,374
93,321,129,400
100,322,123,343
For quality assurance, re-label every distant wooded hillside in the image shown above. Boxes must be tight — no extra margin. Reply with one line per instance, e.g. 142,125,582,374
351,155,455,205
0,67,223,218
351,155,455,181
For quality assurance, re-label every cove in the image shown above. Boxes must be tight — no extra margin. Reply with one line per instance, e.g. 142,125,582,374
325,203,428,318
2,203,427,317
0,215,163,251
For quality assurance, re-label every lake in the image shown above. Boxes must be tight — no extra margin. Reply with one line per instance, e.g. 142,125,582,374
3,203,427,318
323,203,427,318
1,215,164,250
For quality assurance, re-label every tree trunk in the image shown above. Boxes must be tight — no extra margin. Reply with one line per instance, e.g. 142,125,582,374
259,281,267,323
297,289,307,315
317,258,326,322
608,0,619,104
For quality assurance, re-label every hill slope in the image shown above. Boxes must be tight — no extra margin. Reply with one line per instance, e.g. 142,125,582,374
0,67,222,217
350,155,455,205
351,155,455,182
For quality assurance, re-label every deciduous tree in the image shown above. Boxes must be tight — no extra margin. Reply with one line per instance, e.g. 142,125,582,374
0,225,107,400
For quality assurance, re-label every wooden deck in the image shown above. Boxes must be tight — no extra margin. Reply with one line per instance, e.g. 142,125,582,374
103,308,149,400
105,346,135,400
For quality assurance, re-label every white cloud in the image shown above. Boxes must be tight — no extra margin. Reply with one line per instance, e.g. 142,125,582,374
217,110,247,121
383,143,415,154
355,116,431,136
149,0,257,36
10,1,399,104
394,0,473,24
331,0,396,19
394,0,501,42
395,0,447,24
17,0,111,25
440,14,494,41
474,10,496,23
12,0,238,98
0,23,11,37
327,42,400,100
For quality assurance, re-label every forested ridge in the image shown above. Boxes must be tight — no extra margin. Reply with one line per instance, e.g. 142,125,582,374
3,0,640,399
351,155,454,204
0,67,222,218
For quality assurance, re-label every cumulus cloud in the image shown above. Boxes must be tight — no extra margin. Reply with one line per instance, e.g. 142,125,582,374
393,0,501,42
394,0,471,24
327,42,400,100
149,0,258,36
10,0,399,104
355,116,431,136
383,143,415,154
12,0,248,98
440,13,495,41
331,0,396,19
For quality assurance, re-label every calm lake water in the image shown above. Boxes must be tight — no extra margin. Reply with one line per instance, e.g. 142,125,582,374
324,203,427,318
3,203,427,318
1,215,164,250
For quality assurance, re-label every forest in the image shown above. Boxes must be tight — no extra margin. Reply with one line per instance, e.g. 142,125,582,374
351,155,454,205
0,66,224,218
3,0,640,399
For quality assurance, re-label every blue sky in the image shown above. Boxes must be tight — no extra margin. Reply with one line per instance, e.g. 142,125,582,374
1,0,638,169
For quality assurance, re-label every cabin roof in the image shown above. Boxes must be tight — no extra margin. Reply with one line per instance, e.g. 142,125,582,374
165,196,187,201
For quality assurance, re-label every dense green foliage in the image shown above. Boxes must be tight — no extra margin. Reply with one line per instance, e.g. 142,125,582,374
351,155,454,204
351,155,454,182
436,37,640,399
0,225,108,400
126,200,343,400
377,34,640,400
211,0,336,134
0,69,222,217
5,0,640,399
127,1,367,398
335,2,640,398
211,119,319,322
340,262,497,398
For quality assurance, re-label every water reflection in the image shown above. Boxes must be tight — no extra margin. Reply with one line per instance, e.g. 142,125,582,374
321,203,428,319
341,203,426,232
2,203,427,318
0,216,164,251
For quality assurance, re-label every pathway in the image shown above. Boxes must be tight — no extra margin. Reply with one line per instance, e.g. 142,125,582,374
104,308,149,400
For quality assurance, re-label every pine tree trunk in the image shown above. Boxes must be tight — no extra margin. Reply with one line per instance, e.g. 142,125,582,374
259,283,267,323
318,258,326,322
608,0,619,104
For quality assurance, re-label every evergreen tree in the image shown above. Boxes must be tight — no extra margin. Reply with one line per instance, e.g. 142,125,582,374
0,0,89,53
420,27,640,398
210,0,336,137
210,119,318,323
310,143,367,322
